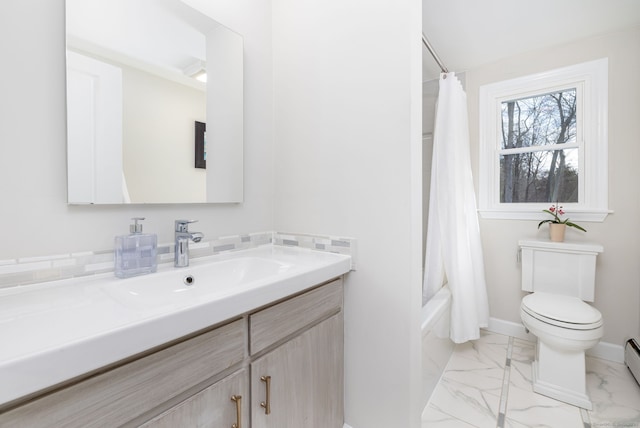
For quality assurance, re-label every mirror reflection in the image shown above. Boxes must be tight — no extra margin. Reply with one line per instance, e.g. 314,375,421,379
65,0,243,204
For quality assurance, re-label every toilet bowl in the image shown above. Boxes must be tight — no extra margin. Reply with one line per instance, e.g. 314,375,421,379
520,293,603,409
518,240,604,410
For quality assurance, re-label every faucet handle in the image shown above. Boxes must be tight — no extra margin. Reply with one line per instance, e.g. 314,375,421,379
175,219,198,232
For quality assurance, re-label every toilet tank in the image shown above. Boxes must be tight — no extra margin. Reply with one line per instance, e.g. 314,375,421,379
519,240,604,302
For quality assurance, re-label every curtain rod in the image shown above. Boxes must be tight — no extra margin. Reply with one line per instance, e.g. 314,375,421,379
422,32,449,74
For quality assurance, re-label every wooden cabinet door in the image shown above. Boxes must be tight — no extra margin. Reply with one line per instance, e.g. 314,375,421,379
251,313,343,428
141,369,248,428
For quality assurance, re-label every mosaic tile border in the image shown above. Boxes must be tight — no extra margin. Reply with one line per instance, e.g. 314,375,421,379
0,231,356,290
273,232,357,268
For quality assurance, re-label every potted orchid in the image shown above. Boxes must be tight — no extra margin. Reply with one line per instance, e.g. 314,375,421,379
538,203,586,242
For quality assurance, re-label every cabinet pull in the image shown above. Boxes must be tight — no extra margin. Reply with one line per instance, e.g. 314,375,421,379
260,375,272,415
231,395,242,428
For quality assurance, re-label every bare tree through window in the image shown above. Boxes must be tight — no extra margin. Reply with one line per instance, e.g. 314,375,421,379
499,89,578,203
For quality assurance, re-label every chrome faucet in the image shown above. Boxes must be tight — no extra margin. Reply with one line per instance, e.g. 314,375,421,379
174,220,204,267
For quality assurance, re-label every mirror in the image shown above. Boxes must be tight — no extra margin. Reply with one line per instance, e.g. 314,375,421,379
65,0,243,204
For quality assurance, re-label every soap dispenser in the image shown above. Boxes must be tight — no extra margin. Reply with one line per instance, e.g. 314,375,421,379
115,217,158,278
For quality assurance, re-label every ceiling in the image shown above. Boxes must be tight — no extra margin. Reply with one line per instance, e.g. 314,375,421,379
66,0,214,80
422,0,640,81
69,0,640,85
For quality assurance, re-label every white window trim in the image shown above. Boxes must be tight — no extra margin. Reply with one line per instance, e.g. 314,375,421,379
478,58,609,222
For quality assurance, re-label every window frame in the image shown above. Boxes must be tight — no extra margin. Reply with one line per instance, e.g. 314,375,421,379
478,59,609,222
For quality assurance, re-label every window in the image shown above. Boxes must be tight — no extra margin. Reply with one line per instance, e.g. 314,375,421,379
479,59,608,221
500,89,578,203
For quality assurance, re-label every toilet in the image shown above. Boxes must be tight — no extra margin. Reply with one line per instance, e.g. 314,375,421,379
519,239,604,410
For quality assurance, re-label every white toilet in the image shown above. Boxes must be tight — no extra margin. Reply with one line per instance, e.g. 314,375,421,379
519,239,604,410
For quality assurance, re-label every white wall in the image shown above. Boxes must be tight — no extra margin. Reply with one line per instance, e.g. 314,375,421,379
422,79,437,264
123,65,206,203
0,0,273,259
1,1,426,426
272,1,423,427
467,26,640,347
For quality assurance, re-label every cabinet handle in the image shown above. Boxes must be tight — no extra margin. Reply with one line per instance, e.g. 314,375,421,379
260,375,272,415
231,395,242,428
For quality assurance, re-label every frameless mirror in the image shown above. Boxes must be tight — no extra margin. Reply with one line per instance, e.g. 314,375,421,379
65,0,243,204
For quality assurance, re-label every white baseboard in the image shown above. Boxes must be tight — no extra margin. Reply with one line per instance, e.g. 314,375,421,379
487,317,537,342
486,317,625,364
343,424,354,428
587,340,625,364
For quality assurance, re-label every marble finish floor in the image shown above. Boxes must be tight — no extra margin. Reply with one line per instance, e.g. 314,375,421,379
422,331,640,428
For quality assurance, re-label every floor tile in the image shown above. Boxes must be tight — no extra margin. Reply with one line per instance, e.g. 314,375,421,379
587,356,640,427
422,331,640,428
447,331,509,373
508,338,536,392
426,374,502,428
504,338,583,428
421,403,480,427
504,383,584,428
424,331,507,428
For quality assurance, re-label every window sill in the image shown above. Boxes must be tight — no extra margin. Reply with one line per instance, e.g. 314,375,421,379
478,209,611,222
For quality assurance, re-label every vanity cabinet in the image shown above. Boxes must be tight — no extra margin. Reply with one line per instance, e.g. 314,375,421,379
0,319,246,428
0,319,245,428
249,278,344,428
0,278,344,428
251,314,343,427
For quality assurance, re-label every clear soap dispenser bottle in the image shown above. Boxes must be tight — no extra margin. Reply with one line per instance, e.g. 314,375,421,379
115,217,158,278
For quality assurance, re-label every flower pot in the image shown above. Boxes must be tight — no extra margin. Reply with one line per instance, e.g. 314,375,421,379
549,223,566,242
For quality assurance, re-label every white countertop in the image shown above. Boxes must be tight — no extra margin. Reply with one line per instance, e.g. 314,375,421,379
0,245,351,406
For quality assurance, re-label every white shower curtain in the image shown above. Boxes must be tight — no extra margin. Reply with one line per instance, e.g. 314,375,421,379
423,72,489,344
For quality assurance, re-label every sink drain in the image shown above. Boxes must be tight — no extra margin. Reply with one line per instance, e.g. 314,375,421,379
183,275,195,286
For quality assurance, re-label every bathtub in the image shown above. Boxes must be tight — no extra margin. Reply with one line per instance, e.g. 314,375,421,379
421,285,455,409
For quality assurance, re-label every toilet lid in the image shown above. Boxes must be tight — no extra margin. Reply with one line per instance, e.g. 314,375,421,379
522,292,602,326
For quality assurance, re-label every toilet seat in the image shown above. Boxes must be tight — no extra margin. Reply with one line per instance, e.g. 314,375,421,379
522,292,603,330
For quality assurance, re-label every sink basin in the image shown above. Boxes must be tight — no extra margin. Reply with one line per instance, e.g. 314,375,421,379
104,256,295,308
0,244,351,406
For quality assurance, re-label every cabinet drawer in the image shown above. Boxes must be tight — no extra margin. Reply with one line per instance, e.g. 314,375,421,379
140,368,249,428
0,319,245,428
250,278,342,355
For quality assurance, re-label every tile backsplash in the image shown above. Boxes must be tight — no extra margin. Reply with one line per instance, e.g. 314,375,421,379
0,232,356,290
